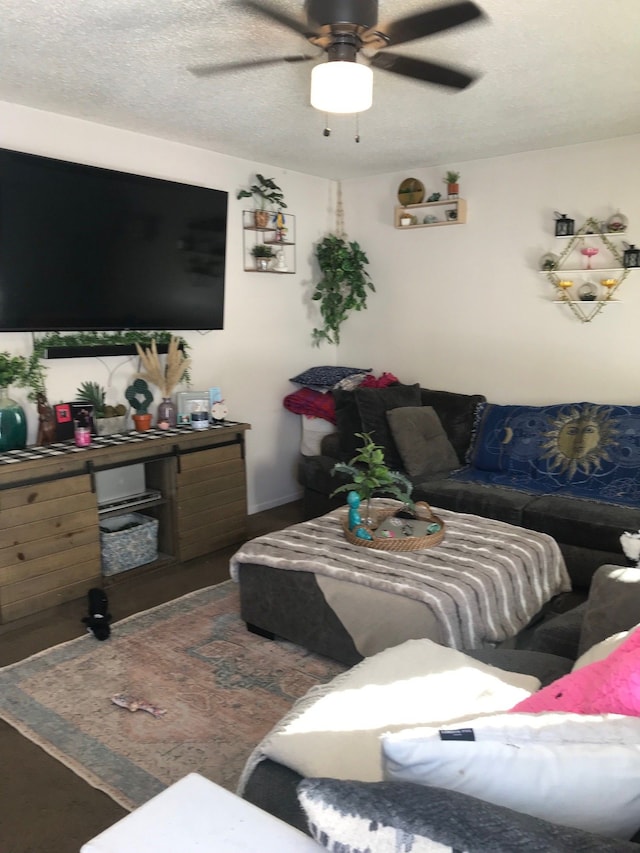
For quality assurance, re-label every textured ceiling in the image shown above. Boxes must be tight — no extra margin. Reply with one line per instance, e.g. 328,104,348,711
1,0,639,179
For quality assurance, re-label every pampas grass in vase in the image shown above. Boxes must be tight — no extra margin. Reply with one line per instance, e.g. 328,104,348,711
134,337,192,427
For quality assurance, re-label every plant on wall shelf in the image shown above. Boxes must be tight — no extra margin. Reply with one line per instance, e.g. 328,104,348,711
311,235,375,346
236,174,287,212
250,244,275,258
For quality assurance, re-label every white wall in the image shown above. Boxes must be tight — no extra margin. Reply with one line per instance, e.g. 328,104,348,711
0,101,337,513
3,102,639,512
338,135,640,405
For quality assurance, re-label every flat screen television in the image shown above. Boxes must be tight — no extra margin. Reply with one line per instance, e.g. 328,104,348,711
0,147,228,331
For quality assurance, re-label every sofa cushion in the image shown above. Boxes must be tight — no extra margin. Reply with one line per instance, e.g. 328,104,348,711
297,778,638,853
466,401,640,505
578,564,640,654
332,388,365,460
355,383,422,469
413,477,533,527
250,638,539,785
386,406,459,481
382,712,640,839
419,388,486,465
521,492,639,555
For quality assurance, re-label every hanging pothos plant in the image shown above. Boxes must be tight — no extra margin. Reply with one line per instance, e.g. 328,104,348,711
311,235,375,346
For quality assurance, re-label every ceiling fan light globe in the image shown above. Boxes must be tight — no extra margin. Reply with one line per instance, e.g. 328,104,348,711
310,61,373,113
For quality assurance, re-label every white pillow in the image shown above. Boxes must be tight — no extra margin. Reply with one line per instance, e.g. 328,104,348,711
300,415,336,456
382,712,640,839
255,638,539,784
572,623,640,671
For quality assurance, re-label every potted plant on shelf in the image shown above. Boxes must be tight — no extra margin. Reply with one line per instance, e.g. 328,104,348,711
251,243,276,271
237,174,287,228
443,170,460,198
0,352,46,452
125,379,154,431
76,381,128,435
330,432,414,528
311,234,375,346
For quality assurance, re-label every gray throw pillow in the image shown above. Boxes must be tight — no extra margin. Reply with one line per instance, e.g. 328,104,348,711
355,384,422,469
387,406,460,481
578,564,640,655
297,778,635,853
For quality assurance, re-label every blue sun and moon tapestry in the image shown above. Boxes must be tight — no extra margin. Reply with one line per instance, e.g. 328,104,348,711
452,402,640,506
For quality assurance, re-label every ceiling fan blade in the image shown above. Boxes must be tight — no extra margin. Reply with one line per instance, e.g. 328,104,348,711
375,1,484,48
237,0,317,39
370,51,477,90
189,54,314,77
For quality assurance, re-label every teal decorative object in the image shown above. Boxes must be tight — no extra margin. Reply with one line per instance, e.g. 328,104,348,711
0,387,27,452
125,379,153,414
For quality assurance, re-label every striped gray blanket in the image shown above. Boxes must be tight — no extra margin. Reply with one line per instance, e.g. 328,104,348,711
229,500,571,649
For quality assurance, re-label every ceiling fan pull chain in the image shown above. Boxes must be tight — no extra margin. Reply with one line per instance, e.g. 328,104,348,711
355,113,360,143
336,181,345,238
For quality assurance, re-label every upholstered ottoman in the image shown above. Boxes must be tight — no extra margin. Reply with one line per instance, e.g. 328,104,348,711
230,500,572,665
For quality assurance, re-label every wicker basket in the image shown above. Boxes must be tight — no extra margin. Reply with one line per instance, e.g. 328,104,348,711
342,501,445,552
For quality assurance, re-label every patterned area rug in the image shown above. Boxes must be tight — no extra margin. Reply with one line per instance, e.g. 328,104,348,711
0,581,345,810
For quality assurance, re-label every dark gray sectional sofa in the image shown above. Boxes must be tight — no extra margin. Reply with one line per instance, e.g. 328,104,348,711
298,384,640,591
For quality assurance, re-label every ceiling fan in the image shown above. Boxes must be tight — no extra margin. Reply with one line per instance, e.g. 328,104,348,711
189,0,486,113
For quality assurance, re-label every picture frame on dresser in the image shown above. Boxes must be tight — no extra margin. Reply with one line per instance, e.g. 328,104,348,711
176,391,210,425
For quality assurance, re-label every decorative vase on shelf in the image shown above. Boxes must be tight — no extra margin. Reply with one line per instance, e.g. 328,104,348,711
156,397,177,428
0,387,27,452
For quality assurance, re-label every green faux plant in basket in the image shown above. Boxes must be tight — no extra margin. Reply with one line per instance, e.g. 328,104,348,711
76,381,127,419
330,432,414,525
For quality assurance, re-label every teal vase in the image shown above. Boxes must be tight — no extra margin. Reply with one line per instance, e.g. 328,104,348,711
0,387,27,452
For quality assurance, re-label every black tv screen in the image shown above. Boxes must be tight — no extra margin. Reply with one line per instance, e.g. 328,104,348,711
0,147,228,331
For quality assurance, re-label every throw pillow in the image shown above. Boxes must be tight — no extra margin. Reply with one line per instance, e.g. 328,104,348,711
578,564,640,655
289,365,371,389
386,406,460,482
510,622,640,715
572,625,637,671
333,388,365,460
419,388,486,465
382,712,640,839
355,383,422,470
297,778,637,853
250,638,539,785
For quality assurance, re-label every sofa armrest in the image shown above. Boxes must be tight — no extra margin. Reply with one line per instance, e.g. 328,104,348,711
242,759,308,836
320,431,341,459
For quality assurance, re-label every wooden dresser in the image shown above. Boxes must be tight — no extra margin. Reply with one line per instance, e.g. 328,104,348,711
0,422,250,623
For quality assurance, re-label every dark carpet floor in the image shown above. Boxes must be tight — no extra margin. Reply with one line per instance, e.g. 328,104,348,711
0,500,304,853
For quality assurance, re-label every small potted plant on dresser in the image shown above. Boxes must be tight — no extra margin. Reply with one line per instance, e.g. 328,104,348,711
76,381,128,435
251,243,275,271
443,170,460,198
237,174,287,228
126,378,154,431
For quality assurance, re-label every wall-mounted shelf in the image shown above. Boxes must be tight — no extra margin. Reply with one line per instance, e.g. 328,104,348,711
242,210,296,274
539,217,635,323
394,198,467,229
38,342,180,359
